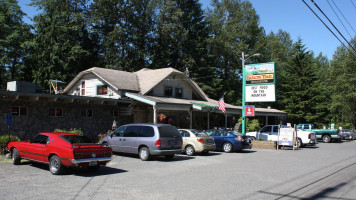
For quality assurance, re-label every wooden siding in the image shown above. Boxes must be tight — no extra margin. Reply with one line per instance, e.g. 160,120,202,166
153,74,193,99
67,73,122,99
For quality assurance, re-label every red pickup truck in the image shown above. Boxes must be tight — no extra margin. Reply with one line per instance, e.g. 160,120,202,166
8,132,112,175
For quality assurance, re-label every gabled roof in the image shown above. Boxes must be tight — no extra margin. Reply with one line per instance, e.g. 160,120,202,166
64,67,140,93
135,68,179,95
136,68,208,101
64,67,209,101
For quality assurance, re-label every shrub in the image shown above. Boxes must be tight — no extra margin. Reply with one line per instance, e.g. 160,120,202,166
98,130,112,144
0,135,20,155
54,128,83,136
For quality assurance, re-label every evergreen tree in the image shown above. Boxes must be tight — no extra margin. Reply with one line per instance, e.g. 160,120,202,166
28,0,98,87
279,39,324,125
151,0,185,70
330,37,356,131
0,0,32,88
205,0,264,102
89,0,155,71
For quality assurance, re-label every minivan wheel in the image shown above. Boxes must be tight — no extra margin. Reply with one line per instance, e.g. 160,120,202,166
139,147,150,161
223,142,233,153
185,145,195,156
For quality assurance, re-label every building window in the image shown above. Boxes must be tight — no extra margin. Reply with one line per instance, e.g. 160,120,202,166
75,88,80,96
111,110,119,117
81,109,93,118
175,88,183,98
11,107,27,116
97,85,108,95
81,81,85,96
49,108,63,117
164,86,173,97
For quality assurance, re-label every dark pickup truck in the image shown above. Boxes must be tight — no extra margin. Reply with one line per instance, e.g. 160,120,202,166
297,124,341,143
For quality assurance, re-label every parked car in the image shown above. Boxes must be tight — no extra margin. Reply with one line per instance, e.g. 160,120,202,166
341,130,356,140
297,124,341,143
178,129,216,156
7,132,112,175
101,124,183,161
204,129,252,152
246,125,317,148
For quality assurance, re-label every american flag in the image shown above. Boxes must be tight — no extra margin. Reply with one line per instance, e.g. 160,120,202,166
218,95,226,113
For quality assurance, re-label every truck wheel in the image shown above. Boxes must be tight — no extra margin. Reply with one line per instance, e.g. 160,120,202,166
322,135,331,143
297,138,303,148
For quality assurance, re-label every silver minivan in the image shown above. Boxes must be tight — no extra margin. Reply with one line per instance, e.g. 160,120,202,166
101,124,183,161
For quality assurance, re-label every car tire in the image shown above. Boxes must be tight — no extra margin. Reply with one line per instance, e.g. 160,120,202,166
49,155,65,175
223,142,233,153
322,135,331,143
164,155,175,160
297,138,303,148
12,148,21,165
185,145,195,156
139,147,150,161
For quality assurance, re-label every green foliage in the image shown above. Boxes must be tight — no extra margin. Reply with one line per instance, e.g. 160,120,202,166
247,119,260,132
238,117,260,132
0,135,20,155
54,128,83,136
329,36,356,131
0,0,33,88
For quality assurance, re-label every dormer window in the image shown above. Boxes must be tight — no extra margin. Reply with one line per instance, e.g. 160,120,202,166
164,86,173,97
175,88,183,98
81,81,85,96
97,85,108,95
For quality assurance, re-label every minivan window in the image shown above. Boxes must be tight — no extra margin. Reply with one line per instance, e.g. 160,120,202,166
136,126,154,137
112,126,126,137
158,126,181,138
124,126,155,137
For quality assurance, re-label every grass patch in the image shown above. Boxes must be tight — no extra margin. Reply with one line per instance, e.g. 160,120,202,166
0,154,11,164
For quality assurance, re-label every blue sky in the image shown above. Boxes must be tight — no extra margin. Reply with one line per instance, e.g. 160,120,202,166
19,0,356,59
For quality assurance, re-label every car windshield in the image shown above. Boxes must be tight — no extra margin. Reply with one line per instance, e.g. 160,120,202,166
60,135,92,144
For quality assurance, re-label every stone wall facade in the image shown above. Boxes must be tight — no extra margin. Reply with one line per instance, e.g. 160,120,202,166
0,99,132,141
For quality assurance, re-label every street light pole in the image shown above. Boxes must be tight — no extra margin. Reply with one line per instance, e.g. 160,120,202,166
242,52,246,136
241,52,260,135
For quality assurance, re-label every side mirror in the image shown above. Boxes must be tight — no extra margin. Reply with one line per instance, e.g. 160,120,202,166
28,140,31,143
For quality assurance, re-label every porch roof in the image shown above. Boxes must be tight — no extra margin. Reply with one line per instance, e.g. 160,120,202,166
125,92,287,116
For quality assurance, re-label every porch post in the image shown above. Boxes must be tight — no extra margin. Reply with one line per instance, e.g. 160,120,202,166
188,110,193,129
207,112,210,130
153,105,157,124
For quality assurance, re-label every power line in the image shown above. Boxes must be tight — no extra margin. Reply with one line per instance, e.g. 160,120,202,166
351,0,356,11
301,0,356,58
310,0,356,53
331,0,356,35
327,0,353,39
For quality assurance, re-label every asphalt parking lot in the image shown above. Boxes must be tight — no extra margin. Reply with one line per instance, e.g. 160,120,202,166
1,141,356,200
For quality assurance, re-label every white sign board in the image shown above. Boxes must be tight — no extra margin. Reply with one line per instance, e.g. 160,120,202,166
278,127,295,146
245,84,276,102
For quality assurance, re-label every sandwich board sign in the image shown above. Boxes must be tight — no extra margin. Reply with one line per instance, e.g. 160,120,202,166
278,127,294,146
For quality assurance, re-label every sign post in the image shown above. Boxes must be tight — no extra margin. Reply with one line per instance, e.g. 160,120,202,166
242,60,276,135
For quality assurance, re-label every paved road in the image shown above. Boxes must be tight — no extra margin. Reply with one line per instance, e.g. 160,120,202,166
1,141,355,200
